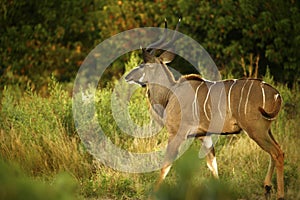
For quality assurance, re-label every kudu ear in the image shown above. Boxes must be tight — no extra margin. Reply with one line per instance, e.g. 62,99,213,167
159,50,175,64
142,48,155,63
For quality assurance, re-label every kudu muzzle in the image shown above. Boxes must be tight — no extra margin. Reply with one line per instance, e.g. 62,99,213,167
125,66,146,87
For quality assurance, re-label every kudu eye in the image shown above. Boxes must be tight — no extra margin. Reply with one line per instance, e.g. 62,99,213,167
147,62,160,69
147,63,155,68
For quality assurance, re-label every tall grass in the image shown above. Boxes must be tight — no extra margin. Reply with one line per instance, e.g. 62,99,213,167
0,80,91,178
0,54,299,199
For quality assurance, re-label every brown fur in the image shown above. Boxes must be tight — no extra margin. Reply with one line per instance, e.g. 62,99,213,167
259,95,282,120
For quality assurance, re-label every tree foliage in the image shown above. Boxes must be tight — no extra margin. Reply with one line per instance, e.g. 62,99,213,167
1,0,299,91
1,0,99,90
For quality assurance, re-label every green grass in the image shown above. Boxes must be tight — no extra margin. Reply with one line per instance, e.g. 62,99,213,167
0,57,299,199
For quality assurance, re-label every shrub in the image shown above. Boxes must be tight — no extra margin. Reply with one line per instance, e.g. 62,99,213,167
0,78,91,178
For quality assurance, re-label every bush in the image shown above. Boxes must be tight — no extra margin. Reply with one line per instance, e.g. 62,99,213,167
0,78,91,178
0,160,79,200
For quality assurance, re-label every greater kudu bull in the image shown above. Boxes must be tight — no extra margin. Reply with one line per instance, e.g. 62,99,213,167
125,19,284,200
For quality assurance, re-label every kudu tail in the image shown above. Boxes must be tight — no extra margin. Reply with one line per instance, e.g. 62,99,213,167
259,94,282,120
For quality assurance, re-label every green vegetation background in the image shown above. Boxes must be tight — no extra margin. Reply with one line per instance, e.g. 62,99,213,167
0,0,299,199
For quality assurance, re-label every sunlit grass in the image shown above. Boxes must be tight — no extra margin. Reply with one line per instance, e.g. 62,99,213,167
0,56,299,199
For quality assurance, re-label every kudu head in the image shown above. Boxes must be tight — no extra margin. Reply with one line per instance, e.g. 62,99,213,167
125,19,180,87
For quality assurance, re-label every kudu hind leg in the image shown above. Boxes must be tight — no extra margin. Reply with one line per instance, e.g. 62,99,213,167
205,148,219,178
245,128,284,200
264,156,276,200
199,136,219,178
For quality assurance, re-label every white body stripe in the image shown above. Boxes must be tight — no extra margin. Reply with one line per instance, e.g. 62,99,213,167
238,79,248,116
244,80,254,115
203,82,216,121
228,79,237,115
192,82,204,121
261,84,266,109
218,87,225,119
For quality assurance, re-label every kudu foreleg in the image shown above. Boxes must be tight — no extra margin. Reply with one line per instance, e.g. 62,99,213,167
205,148,219,178
154,135,184,192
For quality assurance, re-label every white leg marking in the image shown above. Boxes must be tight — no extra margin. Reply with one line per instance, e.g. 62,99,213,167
204,82,216,121
238,79,248,116
162,165,172,180
228,79,237,115
211,157,219,178
261,83,266,109
244,80,254,115
192,82,204,121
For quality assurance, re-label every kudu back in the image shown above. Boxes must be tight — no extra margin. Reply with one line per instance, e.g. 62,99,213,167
125,19,284,200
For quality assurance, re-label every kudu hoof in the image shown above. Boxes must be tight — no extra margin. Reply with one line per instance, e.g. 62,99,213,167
264,185,272,200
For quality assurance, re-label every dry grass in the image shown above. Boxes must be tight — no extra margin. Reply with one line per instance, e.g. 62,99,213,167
0,61,299,199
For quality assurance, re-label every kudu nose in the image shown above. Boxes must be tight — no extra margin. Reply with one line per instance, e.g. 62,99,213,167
125,69,136,82
124,68,147,87
124,67,140,82
124,74,131,82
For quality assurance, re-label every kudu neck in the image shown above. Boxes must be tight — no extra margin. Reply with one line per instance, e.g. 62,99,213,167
147,64,176,108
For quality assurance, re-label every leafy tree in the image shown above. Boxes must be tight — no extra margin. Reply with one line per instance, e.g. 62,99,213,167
175,0,300,82
93,0,300,83
1,0,299,91
0,0,99,91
